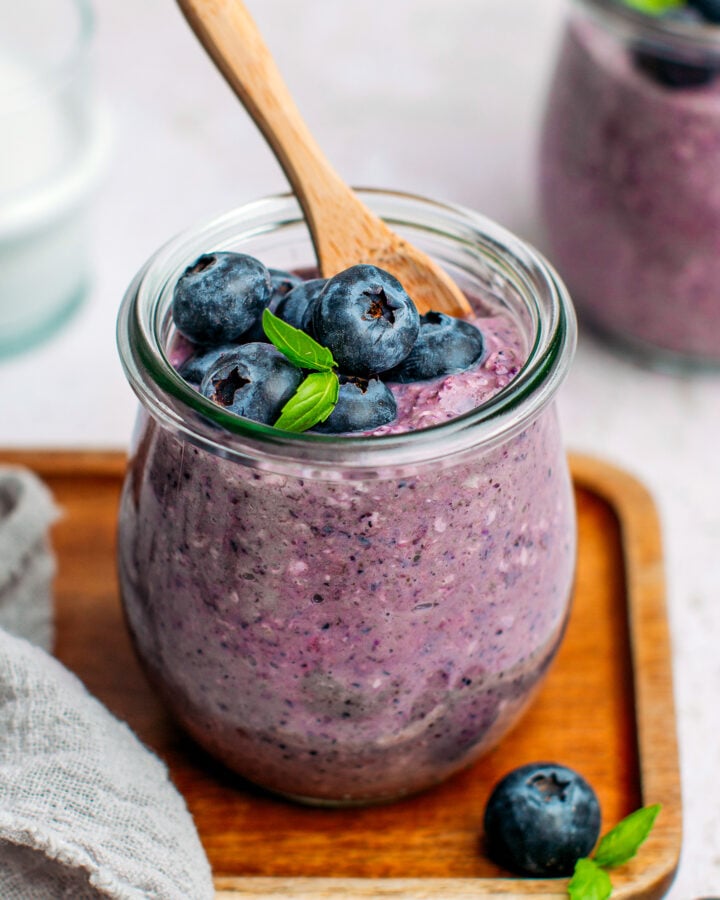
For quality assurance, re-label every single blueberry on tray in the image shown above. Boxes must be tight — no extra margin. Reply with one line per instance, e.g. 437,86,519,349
172,252,272,344
312,375,397,433
313,264,420,376
384,310,484,382
484,762,601,877
199,343,302,425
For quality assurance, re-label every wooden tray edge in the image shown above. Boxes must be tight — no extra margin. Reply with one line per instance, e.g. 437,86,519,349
0,449,128,478
569,455,681,899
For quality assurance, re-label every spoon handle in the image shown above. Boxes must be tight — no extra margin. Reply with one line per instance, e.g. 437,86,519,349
177,0,362,248
176,0,472,316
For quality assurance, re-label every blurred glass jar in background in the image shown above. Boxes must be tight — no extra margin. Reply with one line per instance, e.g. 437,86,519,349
0,0,107,357
539,0,720,368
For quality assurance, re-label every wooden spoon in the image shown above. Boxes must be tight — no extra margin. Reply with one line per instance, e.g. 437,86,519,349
176,0,472,317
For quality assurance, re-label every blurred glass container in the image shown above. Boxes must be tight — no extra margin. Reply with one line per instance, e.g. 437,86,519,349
539,0,720,369
0,0,107,356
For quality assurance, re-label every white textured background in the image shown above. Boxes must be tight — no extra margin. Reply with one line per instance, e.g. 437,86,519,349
1,1,719,895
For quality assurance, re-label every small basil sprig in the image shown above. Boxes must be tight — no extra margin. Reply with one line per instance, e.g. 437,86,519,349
620,0,682,14
275,371,339,432
262,308,339,433
262,307,336,372
568,859,612,900
568,804,661,900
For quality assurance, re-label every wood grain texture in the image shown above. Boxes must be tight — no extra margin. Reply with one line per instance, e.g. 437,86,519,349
0,450,681,898
174,0,472,317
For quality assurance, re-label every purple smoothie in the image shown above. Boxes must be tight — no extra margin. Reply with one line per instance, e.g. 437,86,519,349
540,8,720,364
118,302,575,804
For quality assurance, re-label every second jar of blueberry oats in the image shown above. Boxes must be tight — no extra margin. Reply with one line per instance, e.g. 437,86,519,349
540,0,720,367
116,190,577,805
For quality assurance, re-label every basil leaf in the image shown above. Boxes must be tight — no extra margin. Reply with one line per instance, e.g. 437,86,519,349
568,858,612,900
621,0,682,15
263,308,336,372
593,804,661,869
274,371,339,433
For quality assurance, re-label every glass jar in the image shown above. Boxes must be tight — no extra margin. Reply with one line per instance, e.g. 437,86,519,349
116,189,577,805
0,0,108,356
540,0,720,368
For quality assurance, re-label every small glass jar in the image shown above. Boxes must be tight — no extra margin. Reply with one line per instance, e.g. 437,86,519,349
540,0,720,368
0,0,107,356
116,189,577,805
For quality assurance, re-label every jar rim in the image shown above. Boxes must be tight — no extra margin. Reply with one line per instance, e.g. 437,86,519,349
577,0,720,54
117,189,576,476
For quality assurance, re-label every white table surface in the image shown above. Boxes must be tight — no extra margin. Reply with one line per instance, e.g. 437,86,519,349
2,1,719,896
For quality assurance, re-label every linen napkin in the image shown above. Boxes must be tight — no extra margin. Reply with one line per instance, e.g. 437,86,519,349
0,467,214,899
0,466,57,650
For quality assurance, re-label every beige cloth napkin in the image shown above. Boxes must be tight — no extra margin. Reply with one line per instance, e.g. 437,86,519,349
0,466,57,651
0,467,214,899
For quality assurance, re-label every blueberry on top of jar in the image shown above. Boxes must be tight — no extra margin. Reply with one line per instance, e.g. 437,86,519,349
633,45,720,88
275,277,327,334
689,0,720,25
311,375,397,434
384,310,485,383
627,1,720,88
178,342,242,386
312,264,420,376
172,252,272,344
199,343,302,425
243,267,304,341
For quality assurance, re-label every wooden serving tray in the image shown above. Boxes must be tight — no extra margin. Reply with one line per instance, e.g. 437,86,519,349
0,451,681,899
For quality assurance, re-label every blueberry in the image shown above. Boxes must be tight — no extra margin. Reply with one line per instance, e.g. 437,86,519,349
275,278,328,334
269,267,303,297
312,375,397,434
172,252,272,344
178,343,239,386
632,7,720,86
200,343,302,425
664,6,705,24
384,311,484,383
243,268,304,342
688,0,720,24
483,762,601,877
313,265,420,376
633,46,718,87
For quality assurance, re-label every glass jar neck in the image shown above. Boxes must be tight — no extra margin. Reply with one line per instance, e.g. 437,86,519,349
117,190,576,479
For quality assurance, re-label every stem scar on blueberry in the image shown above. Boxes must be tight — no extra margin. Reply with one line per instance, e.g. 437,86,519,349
211,368,250,406
188,254,216,274
344,376,370,393
530,772,571,801
363,289,396,324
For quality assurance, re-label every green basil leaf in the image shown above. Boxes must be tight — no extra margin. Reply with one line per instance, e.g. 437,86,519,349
263,308,336,372
621,0,682,15
274,371,339,433
568,858,612,900
593,804,661,868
